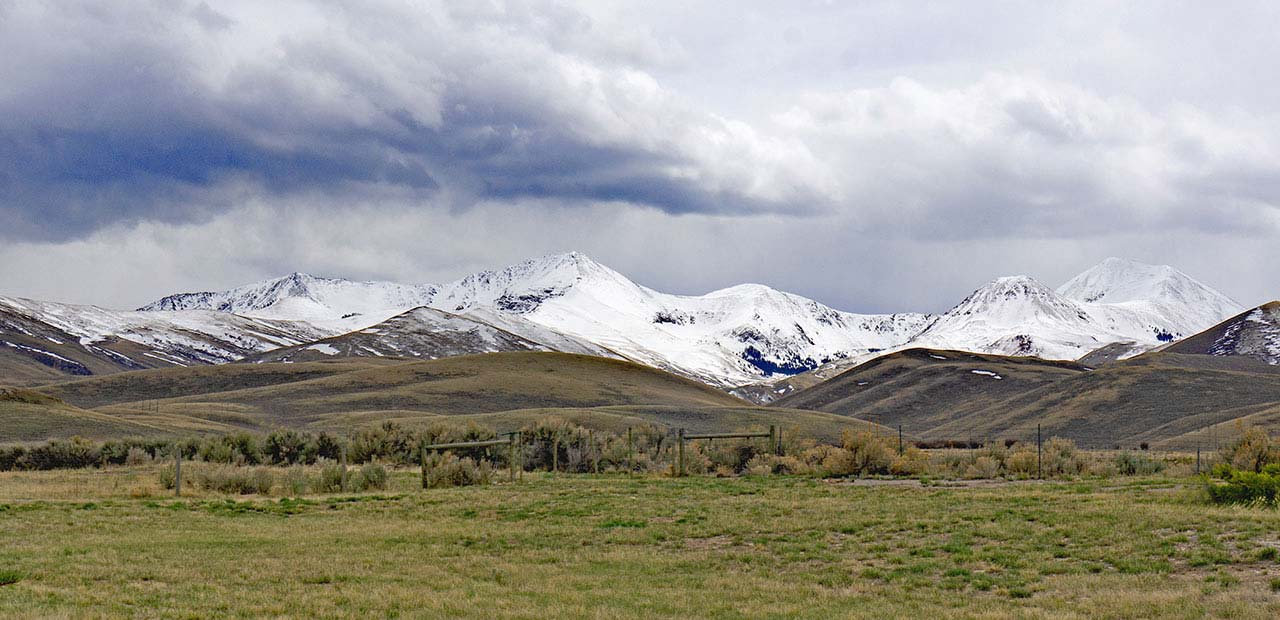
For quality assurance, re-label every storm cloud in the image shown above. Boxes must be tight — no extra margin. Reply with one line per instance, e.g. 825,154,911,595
1,1,1279,312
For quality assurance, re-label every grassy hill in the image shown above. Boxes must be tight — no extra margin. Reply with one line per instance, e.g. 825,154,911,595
770,348,1280,448
20,352,884,441
0,387,177,443
771,348,1086,437
39,359,402,408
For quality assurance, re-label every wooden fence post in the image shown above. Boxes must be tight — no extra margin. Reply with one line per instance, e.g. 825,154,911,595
553,429,560,473
174,445,182,498
627,427,634,474
420,441,428,490
769,425,777,456
677,428,685,477
898,425,904,456
1036,424,1042,480
339,442,348,493
509,433,518,483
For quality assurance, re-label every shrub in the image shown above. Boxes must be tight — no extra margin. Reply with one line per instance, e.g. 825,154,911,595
1205,467,1280,507
283,467,310,496
264,429,311,465
841,431,895,476
423,454,492,488
964,456,1001,479
819,446,858,477
1041,438,1087,478
315,461,346,493
124,447,151,466
355,463,388,491
17,437,101,470
1114,451,1165,476
1221,426,1278,473
1006,448,1039,478
889,447,929,476
193,465,274,495
159,464,176,489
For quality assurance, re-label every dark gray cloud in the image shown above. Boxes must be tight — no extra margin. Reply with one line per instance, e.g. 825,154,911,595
0,1,817,241
1,1,1279,312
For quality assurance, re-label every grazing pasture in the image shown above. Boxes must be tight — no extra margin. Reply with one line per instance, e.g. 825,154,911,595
1,469,1278,618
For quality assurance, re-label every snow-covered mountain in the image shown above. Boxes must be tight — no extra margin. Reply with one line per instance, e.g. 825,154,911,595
426,252,933,385
1165,302,1280,365
141,272,439,333
6,253,1246,390
906,259,1243,361
132,252,930,386
1058,257,1242,338
245,307,551,363
0,295,327,379
734,258,1246,402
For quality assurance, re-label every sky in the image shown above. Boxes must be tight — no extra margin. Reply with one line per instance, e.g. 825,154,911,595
1,0,1278,313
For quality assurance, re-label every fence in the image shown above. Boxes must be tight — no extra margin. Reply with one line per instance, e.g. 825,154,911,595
158,419,1244,495
420,433,521,486
676,426,780,477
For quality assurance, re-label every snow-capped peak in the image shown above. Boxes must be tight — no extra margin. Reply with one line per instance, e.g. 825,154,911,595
1058,257,1239,309
433,251,652,314
1057,257,1243,338
140,272,439,330
945,275,1090,324
907,274,1119,359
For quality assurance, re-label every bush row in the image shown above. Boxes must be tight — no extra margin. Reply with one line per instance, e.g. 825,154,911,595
159,461,388,495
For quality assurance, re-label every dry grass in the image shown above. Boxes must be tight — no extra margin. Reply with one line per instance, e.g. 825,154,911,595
1,469,1279,617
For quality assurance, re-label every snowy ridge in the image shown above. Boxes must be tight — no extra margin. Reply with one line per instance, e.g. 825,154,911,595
427,253,933,385
0,295,328,367
134,252,932,386
907,261,1243,361
2,252,1239,387
1058,258,1242,338
1165,302,1280,365
141,272,439,332
247,307,552,363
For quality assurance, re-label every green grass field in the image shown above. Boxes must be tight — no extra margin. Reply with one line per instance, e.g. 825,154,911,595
1,469,1278,618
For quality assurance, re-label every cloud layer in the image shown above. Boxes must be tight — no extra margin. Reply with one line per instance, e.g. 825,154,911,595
1,1,1278,311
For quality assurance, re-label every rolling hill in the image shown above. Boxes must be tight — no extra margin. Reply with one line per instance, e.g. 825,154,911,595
23,352,876,442
0,387,174,443
771,348,1088,438
770,347,1280,449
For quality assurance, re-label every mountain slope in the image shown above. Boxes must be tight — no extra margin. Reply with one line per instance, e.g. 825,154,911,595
1163,302,1280,365
0,296,328,382
40,352,750,433
244,307,551,363
770,348,1280,449
140,272,439,333
771,348,1088,436
137,252,932,386
905,258,1242,362
0,387,172,442
427,252,932,386
906,276,1127,360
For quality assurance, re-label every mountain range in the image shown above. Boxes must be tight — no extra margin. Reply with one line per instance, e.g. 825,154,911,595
0,253,1265,393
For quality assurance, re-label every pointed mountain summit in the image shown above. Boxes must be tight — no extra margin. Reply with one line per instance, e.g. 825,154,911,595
906,275,1104,359
904,259,1245,362
1057,258,1241,335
